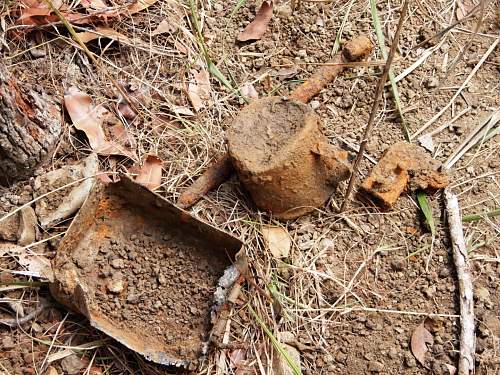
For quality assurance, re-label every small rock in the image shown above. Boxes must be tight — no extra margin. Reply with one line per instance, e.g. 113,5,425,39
424,285,436,298
272,343,301,375
296,49,307,58
476,287,490,302
388,347,398,359
425,77,439,89
158,274,167,285
310,100,320,110
404,353,417,368
368,361,384,372
0,211,20,241
110,258,125,269
106,274,124,294
390,257,405,271
2,336,16,349
61,354,84,375
277,5,292,19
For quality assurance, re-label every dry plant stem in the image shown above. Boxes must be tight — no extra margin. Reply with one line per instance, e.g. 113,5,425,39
444,189,475,375
340,1,408,212
177,154,234,209
0,300,48,327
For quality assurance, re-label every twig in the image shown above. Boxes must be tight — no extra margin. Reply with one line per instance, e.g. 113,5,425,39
444,189,475,375
0,299,48,327
340,0,408,212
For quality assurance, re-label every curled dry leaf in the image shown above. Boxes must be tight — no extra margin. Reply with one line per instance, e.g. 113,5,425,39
261,226,291,258
0,243,53,281
64,86,107,150
134,155,163,191
410,320,434,367
64,87,136,158
187,69,211,112
237,2,273,42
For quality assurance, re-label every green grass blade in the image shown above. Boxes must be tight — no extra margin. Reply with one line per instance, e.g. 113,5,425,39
416,191,436,237
248,305,302,375
230,0,247,17
462,208,500,223
369,0,411,141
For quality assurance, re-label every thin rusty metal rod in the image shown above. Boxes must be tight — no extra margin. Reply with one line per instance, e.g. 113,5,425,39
340,0,409,213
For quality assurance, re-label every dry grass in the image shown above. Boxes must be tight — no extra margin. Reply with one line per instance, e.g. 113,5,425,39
1,0,499,374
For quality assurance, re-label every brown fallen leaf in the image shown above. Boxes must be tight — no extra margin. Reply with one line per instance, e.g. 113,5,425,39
411,320,434,367
151,19,174,36
80,0,107,10
0,243,53,281
456,0,474,21
127,0,158,14
134,155,162,191
64,86,107,150
261,226,291,258
237,2,273,42
64,87,136,158
271,66,299,80
187,69,211,112
75,27,151,50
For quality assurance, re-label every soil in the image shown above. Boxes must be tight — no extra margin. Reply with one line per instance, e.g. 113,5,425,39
228,97,312,168
0,1,499,374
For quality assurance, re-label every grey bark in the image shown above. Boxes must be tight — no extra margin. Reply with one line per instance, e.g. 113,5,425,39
0,62,61,185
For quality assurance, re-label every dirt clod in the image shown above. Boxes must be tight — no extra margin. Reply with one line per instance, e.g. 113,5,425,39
362,142,449,207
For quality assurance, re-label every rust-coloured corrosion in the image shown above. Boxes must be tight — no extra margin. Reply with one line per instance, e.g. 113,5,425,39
50,176,244,367
361,142,449,207
177,154,234,209
290,35,373,104
177,35,372,211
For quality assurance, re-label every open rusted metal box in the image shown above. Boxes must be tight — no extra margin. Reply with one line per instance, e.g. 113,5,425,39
50,176,244,367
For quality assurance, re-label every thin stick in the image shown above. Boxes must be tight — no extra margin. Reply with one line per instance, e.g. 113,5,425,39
0,299,48,327
444,189,475,375
340,0,408,212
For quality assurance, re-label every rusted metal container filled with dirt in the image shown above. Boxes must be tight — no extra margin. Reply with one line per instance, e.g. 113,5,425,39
50,176,244,367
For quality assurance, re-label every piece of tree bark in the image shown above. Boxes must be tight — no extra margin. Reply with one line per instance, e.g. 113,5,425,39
444,189,475,375
0,63,61,185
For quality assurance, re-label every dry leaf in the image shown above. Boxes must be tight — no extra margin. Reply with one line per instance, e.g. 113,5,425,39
127,0,158,14
174,39,188,54
64,87,136,158
75,27,146,48
135,155,162,191
262,226,291,258
456,0,474,21
411,320,434,367
418,134,435,153
241,83,259,100
0,243,53,280
64,86,107,150
80,0,107,10
271,66,299,80
187,69,211,112
237,2,273,42
151,20,173,36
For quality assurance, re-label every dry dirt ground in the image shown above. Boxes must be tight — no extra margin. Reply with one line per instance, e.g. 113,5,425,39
1,0,499,374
